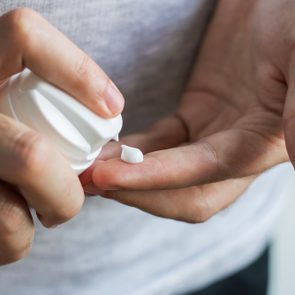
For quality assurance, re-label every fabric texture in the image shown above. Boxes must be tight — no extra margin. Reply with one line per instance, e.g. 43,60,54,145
185,246,269,295
0,1,293,295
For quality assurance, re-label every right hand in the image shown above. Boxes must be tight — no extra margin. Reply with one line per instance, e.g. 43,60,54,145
0,8,124,265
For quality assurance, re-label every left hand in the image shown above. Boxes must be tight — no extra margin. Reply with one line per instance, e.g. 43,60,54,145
80,0,294,222
80,115,257,223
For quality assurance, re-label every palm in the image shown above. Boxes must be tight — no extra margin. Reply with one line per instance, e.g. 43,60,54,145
178,88,287,182
81,0,293,222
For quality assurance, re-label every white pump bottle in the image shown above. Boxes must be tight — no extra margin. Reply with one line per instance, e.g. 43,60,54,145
0,69,122,174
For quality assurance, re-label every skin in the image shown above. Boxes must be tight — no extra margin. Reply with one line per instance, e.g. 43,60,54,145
81,0,295,222
0,8,124,264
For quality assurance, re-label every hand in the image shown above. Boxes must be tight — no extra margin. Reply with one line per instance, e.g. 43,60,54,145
0,8,124,264
81,0,294,222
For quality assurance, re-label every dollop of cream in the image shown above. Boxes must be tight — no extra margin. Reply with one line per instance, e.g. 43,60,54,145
121,145,144,164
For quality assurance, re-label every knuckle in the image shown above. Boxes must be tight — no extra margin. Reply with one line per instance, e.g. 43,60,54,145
182,189,212,224
0,196,27,236
186,205,211,224
14,131,49,176
0,208,22,236
5,8,37,42
54,199,82,224
41,207,79,227
98,77,110,99
0,8,40,76
197,140,226,180
75,54,92,82
55,181,84,222
198,140,219,167
74,54,109,103
41,183,84,227
0,242,31,265
0,195,33,264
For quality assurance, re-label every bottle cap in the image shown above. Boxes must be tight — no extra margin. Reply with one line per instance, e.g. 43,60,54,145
0,69,122,174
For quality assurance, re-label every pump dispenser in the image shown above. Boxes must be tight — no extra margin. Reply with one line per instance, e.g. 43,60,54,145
0,69,122,174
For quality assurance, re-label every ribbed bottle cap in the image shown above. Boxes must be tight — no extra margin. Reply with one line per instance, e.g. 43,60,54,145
5,69,122,174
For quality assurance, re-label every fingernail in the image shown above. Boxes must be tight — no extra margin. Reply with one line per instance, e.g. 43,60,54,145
105,82,124,115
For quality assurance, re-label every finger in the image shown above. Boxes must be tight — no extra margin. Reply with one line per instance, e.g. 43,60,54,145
0,8,124,117
101,115,188,159
0,114,84,227
99,176,255,223
283,77,295,167
0,181,34,265
91,127,286,191
80,115,187,185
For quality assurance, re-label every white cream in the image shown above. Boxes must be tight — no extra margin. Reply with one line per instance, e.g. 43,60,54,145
121,145,144,164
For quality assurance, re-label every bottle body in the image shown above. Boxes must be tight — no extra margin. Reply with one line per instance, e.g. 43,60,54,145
0,70,122,174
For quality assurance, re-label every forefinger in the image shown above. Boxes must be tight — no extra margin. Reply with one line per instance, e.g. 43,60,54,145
91,128,286,191
0,8,124,118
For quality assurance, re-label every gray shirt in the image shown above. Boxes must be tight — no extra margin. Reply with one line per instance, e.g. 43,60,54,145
0,1,292,294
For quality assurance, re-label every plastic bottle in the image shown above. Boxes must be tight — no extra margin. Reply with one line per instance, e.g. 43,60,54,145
0,69,122,174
